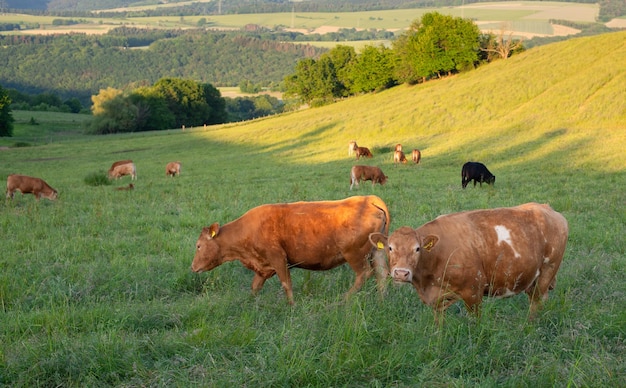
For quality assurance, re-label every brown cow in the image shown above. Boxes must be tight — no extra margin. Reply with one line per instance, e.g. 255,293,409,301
166,161,181,177
355,146,373,160
350,165,388,190
108,160,136,180
6,174,58,201
191,195,390,304
369,203,568,322
393,150,407,165
348,140,357,156
412,149,421,164
395,144,403,153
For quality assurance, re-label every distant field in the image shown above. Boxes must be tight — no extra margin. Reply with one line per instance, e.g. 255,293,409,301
0,2,600,38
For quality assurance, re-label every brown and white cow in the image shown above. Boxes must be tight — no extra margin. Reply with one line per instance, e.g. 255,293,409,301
6,174,58,201
369,203,568,321
393,150,407,165
165,161,181,177
108,160,136,180
350,165,388,190
412,149,421,164
192,195,390,304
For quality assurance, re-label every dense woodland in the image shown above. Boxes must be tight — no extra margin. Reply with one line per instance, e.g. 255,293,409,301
0,30,325,105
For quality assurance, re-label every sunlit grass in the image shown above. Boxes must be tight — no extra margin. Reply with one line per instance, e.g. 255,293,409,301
0,31,624,386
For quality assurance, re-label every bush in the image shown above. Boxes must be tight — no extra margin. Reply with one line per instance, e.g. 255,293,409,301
84,171,111,186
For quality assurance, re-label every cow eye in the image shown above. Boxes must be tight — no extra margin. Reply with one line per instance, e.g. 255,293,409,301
415,246,420,252
388,246,392,252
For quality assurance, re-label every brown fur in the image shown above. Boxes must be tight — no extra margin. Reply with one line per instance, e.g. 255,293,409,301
108,161,136,180
393,150,407,165
191,196,390,304
350,165,388,190
354,146,373,160
6,174,58,200
412,149,421,164
369,203,568,322
165,161,181,177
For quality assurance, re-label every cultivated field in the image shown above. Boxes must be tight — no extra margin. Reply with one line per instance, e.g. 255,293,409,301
0,1,600,38
0,31,625,386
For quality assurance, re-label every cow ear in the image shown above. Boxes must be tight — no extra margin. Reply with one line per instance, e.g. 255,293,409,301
206,223,220,239
422,235,439,252
369,232,388,251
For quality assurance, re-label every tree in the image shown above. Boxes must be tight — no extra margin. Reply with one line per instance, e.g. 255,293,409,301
394,12,481,83
0,84,14,137
480,25,525,61
349,44,397,93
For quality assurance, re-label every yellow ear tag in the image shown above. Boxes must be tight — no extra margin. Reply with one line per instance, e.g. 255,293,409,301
377,242,384,250
423,241,434,252
210,230,216,238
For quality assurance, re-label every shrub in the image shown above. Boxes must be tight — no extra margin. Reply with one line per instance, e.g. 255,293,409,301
84,171,111,186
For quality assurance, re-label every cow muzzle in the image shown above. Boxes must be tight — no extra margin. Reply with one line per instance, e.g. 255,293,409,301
392,268,412,283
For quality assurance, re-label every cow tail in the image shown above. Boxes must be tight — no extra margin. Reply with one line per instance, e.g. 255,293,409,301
370,197,390,284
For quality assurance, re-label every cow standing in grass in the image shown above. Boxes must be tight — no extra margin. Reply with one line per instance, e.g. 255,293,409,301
369,203,568,322
192,196,390,304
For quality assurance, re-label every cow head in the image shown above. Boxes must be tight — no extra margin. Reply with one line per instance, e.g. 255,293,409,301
43,189,59,200
369,227,439,283
191,223,222,272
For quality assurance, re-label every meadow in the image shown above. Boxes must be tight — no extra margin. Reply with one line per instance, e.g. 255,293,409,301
0,31,625,386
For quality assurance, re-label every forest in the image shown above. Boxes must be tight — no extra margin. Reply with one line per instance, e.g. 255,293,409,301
0,29,326,105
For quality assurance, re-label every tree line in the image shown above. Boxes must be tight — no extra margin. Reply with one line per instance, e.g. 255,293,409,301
0,29,325,106
284,12,524,106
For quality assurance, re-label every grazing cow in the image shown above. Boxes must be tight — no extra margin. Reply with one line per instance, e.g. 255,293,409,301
348,140,357,156
115,183,134,191
355,146,373,160
462,161,495,188
166,161,181,177
108,160,136,180
6,174,58,201
394,150,407,165
191,195,391,304
350,165,388,190
369,203,568,322
412,149,421,164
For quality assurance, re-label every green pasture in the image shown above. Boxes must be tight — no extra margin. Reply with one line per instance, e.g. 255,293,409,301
0,32,624,386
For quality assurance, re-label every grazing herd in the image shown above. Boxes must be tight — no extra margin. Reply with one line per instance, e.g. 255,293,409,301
5,159,180,201
6,140,569,323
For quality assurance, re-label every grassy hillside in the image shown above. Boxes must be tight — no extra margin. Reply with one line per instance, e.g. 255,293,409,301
0,31,624,386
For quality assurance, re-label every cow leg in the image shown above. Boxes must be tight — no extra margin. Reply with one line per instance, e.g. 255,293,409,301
343,252,373,298
266,255,294,305
251,273,269,295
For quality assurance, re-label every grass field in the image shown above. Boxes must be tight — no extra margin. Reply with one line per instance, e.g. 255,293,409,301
0,31,624,386
0,1,599,38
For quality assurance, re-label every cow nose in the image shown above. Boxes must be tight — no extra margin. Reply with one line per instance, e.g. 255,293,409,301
392,268,412,282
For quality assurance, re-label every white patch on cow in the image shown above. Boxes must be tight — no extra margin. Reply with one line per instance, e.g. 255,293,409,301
543,256,551,264
494,225,521,258
494,288,517,299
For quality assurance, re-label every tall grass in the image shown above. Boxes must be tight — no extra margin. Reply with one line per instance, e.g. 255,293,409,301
0,32,624,386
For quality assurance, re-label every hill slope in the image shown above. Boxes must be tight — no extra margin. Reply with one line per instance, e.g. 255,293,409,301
193,30,626,172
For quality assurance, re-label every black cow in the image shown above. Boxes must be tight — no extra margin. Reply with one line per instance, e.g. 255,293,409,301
462,162,495,188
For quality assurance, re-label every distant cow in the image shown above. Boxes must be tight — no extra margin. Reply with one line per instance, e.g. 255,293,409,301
348,140,357,156
350,165,388,190
369,203,568,321
412,149,421,164
115,183,134,191
393,150,407,165
355,146,373,160
6,174,58,201
461,161,495,188
166,161,181,177
395,144,403,153
191,195,391,304
108,160,136,180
